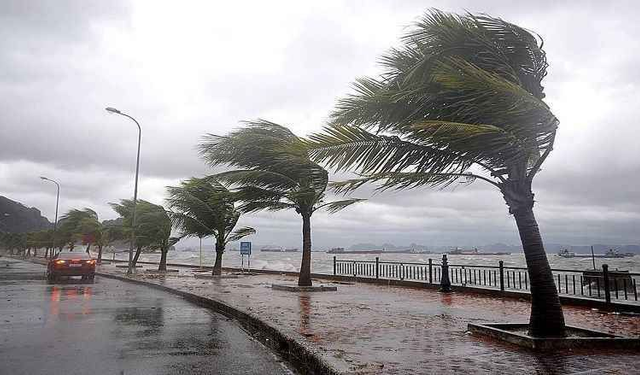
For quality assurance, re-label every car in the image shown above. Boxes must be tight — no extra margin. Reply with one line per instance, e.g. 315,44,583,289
47,251,96,283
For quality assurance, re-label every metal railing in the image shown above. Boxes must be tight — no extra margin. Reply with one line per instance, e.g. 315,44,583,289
333,256,639,305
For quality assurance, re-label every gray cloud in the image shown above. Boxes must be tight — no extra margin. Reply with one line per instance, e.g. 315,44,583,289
1,0,639,249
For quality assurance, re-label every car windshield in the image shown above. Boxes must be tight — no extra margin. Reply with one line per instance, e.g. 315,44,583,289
56,252,91,260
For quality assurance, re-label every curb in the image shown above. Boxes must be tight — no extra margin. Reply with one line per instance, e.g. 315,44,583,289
96,271,341,375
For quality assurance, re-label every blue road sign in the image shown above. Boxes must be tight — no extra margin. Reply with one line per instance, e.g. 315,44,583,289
240,242,252,255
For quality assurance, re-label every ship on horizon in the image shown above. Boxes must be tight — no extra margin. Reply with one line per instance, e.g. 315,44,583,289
260,246,284,252
558,248,634,258
447,247,511,256
327,247,431,254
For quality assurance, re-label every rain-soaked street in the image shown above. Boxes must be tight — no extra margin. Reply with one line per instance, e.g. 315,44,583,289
0,258,293,375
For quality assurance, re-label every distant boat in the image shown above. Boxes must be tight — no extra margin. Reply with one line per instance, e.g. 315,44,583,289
447,247,511,256
558,248,633,259
260,246,284,252
327,247,382,254
326,247,430,254
284,248,299,252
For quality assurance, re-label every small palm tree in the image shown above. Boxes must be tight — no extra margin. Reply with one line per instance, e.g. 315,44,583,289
309,10,564,337
166,176,255,275
110,199,171,268
199,120,363,286
59,208,99,254
95,224,125,264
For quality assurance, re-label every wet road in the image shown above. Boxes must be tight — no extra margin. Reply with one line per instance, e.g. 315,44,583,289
0,258,293,375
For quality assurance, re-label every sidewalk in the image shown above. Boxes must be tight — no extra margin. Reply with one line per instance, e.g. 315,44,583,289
100,263,639,374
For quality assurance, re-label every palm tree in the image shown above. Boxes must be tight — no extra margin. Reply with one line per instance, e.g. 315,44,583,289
199,120,363,286
308,10,564,337
110,199,173,268
95,224,125,264
59,208,99,253
166,176,256,275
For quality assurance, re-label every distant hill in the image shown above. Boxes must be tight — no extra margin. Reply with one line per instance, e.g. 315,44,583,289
0,196,52,233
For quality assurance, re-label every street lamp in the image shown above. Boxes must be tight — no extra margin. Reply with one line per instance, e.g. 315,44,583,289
40,176,60,258
106,106,141,275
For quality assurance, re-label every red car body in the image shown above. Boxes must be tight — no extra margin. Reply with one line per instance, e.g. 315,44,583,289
47,251,96,283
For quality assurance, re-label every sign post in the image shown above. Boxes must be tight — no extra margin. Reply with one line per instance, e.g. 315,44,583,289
240,242,252,273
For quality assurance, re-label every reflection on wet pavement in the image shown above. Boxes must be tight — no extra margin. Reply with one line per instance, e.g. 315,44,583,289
0,259,293,375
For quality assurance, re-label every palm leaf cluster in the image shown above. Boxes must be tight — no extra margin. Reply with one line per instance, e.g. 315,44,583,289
166,176,255,246
199,120,363,216
309,10,558,195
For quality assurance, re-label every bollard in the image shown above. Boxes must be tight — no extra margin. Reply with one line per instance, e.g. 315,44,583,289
602,264,611,305
440,254,451,293
499,261,505,292
428,258,433,284
333,256,336,276
375,257,379,279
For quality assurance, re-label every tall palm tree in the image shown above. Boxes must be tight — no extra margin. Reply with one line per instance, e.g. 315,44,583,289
199,120,363,286
166,176,256,275
308,10,564,337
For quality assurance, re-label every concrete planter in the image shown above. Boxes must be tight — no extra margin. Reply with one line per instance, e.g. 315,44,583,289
468,323,640,351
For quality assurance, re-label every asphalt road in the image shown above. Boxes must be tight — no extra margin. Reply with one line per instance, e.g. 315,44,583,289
0,257,294,375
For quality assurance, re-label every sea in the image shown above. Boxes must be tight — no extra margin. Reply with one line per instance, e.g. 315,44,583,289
111,248,640,274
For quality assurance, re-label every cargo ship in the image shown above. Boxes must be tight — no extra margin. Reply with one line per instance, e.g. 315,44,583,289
327,247,430,254
558,248,634,258
260,246,284,252
447,248,511,256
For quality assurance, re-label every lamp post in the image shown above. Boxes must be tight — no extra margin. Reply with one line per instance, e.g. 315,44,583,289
105,107,141,275
40,176,60,258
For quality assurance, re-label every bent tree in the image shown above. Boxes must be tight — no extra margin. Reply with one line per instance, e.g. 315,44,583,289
309,10,565,337
166,176,255,275
199,120,363,286
110,199,173,269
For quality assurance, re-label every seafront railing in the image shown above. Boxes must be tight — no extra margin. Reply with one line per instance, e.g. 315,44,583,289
333,256,640,305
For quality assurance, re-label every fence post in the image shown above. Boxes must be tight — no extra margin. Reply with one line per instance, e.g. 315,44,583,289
333,256,336,276
428,258,433,284
375,257,379,279
602,264,611,305
499,261,505,292
439,255,451,293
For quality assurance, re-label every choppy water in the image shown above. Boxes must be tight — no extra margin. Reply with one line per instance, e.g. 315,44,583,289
110,249,640,274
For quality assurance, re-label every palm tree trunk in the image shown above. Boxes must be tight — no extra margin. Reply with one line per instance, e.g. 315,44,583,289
298,213,312,287
513,207,566,337
132,246,142,267
212,240,224,275
97,245,103,264
159,246,168,271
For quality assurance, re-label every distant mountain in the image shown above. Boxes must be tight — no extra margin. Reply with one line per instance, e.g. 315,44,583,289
0,196,52,233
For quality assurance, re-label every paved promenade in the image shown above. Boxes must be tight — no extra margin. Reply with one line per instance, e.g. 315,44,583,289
100,263,639,374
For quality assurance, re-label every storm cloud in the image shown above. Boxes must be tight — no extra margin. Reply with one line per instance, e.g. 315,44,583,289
1,0,639,249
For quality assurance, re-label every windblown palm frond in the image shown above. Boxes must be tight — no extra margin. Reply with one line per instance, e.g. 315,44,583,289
311,9,557,189
225,227,257,243
199,119,360,217
165,176,254,246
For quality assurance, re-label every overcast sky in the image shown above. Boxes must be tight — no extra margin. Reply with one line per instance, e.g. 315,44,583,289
1,0,639,249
